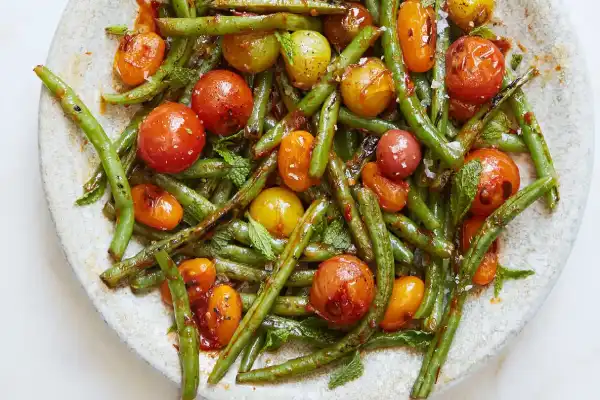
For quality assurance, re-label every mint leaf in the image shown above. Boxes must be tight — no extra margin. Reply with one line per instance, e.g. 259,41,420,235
214,146,251,187
450,159,482,227
494,265,535,297
247,215,277,261
328,350,364,389
210,224,233,251
275,31,295,65
262,329,291,352
481,111,511,142
511,54,524,71
469,25,498,40
323,218,352,250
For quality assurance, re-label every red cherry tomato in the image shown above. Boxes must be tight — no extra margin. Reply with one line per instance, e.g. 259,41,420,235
449,97,479,123
191,69,253,136
376,130,422,180
446,36,505,104
138,102,205,174
310,255,375,326
361,162,409,213
324,3,373,50
462,216,499,286
465,149,520,216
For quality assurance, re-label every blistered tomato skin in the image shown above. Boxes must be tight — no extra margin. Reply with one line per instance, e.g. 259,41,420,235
223,31,280,74
447,0,495,32
115,32,166,86
380,276,425,331
178,258,217,292
446,36,505,104
283,30,331,90
137,102,206,174
310,255,375,326
131,184,184,230
397,0,436,73
249,187,305,238
324,3,373,50
449,97,479,123
376,130,422,180
465,149,520,216
361,162,409,212
278,130,320,192
340,58,395,118
191,69,253,136
462,216,499,286
204,285,243,347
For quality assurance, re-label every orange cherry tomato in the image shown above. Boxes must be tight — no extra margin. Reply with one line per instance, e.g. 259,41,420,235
178,258,217,292
131,184,183,231
449,97,479,123
324,3,373,50
191,69,254,136
160,280,173,306
462,216,499,286
380,276,425,331
137,102,206,174
361,162,409,212
114,32,166,86
465,149,520,216
397,0,436,73
204,285,243,347
446,36,505,104
134,0,158,33
310,255,375,326
278,130,319,192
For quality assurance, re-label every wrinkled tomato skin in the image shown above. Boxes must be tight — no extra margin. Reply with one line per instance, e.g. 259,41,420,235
462,216,499,286
191,69,253,136
446,36,505,104
310,255,375,326
115,32,166,86
465,149,520,216
397,0,436,73
376,130,422,180
131,184,183,230
324,3,373,50
138,102,205,173
278,130,320,192
380,276,425,331
204,285,243,348
361,162,409,212
449,97,479,123
160,257,216,306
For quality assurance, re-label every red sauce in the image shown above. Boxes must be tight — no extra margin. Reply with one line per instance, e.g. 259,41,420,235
191,294,222,351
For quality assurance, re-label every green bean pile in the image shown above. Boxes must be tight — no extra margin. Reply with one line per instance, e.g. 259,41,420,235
35,0,559,398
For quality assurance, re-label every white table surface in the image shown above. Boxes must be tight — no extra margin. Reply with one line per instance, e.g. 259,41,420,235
1,0,598,398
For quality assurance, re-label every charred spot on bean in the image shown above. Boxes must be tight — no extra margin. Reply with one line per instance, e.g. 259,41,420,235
73,105,82,112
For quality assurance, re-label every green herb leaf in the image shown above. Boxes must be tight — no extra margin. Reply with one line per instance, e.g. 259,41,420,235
75,178,106,206
328,350,364,389
481,111,511,142
469,25,498,40
511,53,524,71
210,224,234,252
214,146,251,187
322,218,352,250
168,67,199,89
262,328,291,352
247,215,277,261
450,159,482,227
275,31,295,65
494,265,535,297
421,0,435,7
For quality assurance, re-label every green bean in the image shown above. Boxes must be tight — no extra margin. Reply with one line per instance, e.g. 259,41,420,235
208,199,329,384
35,66,134,260
245,70,273,139
333,126,360,162
236,187,393,383
474,132,528,153
105,25,129,35
413,73,432,109
130,268,166,294
240,293,311,317
310,91,341,178
389,231,414,264
174,158,231,179
179,37,223,106
363,0,380,24
383,212,453,258
411,177,556,398
406,179,440,231
155,251,198,400
210,179,234,207
210,0,347,14
253,26,382,158
100,151,278,287
380,0,461,169
157,13,322,37
363,330,433,351
191,243,267,266
239,330,266,373
430,0,450,134
103,202,172,242
344,135,379,184
338,107,403,135
195,178,220,199
260,315,341,347
275,62,302,112
327,152,374,262
301,242,346,262
505,70,560,209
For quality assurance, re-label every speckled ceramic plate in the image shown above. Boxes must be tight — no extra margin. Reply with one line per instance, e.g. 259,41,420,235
38,0,593,398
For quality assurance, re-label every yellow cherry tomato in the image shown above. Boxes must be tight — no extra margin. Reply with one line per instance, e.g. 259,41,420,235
249,187,305,238
380,276,425,331
283,30,331,90
447,0,495,32
222,31,280,74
